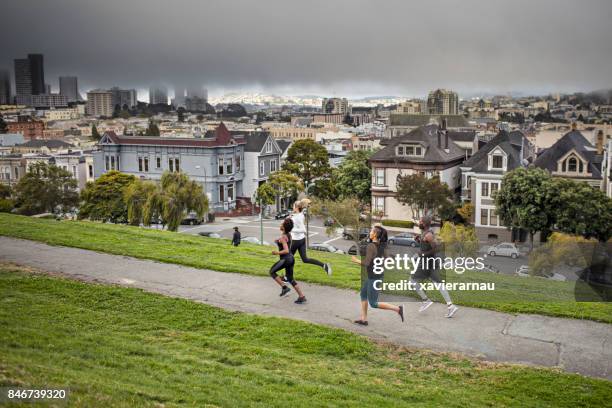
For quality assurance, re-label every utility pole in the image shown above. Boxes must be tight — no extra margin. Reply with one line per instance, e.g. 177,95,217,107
259,198,264,245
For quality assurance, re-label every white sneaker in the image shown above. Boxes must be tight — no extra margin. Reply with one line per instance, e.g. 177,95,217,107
418,300,433,313
446,304,458,318
324,263,332,276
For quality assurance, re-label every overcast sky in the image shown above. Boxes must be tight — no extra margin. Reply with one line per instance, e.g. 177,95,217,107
2,0,611,99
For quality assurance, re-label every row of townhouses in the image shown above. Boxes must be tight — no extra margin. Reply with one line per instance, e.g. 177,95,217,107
94,123,289,214
370,121,611,243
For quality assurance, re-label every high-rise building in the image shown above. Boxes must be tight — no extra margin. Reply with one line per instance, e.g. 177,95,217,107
0,69,10,104
14,54,45,103
322,97,349,114
427,89,459,115
149,86,168,105
110,87,137,109
86,89,113,117
172,85,186,108
186,86,207,100
59,76,81,102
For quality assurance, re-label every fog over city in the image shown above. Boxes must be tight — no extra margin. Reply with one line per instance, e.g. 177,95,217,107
2,0,611,98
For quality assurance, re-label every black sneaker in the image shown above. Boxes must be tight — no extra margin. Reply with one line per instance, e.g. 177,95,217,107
294,296,307,304
280,286,291,297
354,319,368,326
324,263,332,276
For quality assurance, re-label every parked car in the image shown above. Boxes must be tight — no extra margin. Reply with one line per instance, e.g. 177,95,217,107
515,265,530,277
181,212,203,225
275,210,291,220
198,232,222,239
388,232,418,247
242,236,271,246
486,242,520,258
348,240,368,256
343,227,370,241
309,243,344,254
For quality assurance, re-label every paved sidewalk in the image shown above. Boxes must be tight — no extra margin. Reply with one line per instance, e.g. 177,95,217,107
0,236,610,380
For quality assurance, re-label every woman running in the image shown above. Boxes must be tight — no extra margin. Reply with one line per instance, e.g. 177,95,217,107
351,225,404,325
290,199,332,275
269,217,307,304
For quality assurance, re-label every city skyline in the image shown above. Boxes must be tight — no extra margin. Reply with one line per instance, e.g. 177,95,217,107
2,0,611,100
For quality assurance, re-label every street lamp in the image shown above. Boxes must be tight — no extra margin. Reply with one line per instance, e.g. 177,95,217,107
195,164,209,220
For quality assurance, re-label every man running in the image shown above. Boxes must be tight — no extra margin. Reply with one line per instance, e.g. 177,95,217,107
289,199,332,275
410,215,458,318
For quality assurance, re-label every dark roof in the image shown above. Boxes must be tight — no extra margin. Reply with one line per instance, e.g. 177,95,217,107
276,139,291,154
102,123,245,148
370,124,465,164
534,130,602,178
462,130,528,173
244,132,272,152
18,139,73,148
389,114,469,128
448,130,476,142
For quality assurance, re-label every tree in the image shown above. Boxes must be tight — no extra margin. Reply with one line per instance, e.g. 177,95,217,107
146,119,160,136
495,167,556,248
457,202,475,224
439,223,479,259
124,179,158,226
0,115,7,133
309,174,338,200
550,178,612,242
0,184,11,199
142,171,208,232
395,174,453,220
262,170,304,210
529,232,595,277
310,196,370,244
177,107,186,122
335,150,372,203
282,139,332,187
79,171,136,223
91,124,101,141
196,114,205,122
13,162,78,215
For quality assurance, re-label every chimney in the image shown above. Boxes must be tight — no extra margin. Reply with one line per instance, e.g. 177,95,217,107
596,130,604,155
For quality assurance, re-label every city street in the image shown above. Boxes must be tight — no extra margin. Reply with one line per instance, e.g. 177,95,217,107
176,215,355,252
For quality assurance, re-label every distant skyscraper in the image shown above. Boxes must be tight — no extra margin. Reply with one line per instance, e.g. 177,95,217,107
322,97,349,114
0,69,10,104
86,89,113,117
149,85,168,105
173,86,186,108
109,87,137,109
59,76,81,102
427,89,459,115
186,86,207,100
14,54,44,96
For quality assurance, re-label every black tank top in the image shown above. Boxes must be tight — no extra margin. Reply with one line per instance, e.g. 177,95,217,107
276,234,293,259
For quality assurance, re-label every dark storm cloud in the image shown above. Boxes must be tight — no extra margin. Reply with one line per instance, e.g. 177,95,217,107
2,0,611,97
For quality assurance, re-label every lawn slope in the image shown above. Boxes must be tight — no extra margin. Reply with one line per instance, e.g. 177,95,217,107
0,265,610,407
1,213,610,323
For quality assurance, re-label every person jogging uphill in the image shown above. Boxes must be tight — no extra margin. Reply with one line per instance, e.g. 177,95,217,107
289,199,332,276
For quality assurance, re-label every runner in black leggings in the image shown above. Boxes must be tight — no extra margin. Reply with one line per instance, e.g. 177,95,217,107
290,199,332,275
270,217,307,304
